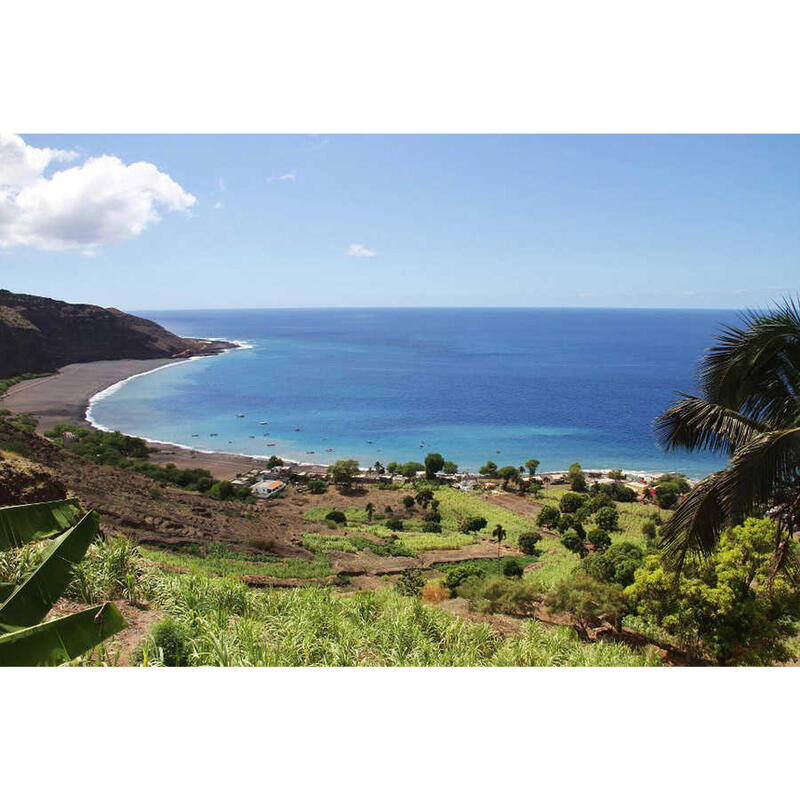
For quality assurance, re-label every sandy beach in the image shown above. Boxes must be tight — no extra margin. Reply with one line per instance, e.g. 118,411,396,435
0,359,271,480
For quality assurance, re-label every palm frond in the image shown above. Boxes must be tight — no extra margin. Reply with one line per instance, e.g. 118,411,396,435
660,427,800,568
659,472,728,569
700,298,800,425
655,394,765,455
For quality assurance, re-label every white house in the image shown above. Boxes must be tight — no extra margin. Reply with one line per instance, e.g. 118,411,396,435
251,479,287,499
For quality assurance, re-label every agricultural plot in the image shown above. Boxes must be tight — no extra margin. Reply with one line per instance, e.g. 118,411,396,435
141,546,335,579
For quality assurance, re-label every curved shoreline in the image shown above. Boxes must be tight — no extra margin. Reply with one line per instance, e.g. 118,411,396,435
3,349,701,483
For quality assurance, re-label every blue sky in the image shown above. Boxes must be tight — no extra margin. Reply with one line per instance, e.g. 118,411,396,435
1,134,798,310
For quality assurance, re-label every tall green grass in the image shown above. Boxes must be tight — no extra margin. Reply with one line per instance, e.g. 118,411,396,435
140,570,660,666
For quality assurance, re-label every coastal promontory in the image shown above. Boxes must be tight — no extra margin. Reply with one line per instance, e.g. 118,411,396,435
0,289,234,378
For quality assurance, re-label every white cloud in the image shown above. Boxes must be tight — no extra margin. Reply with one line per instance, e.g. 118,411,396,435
0,133,196,253
218,177,226,191
213,201,223,209
0,134,78,187
266,172,296,183
346,243,377,258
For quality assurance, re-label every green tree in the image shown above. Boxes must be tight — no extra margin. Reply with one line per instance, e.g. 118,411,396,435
561,529,586,558
385,517,404,532
582,542,644,588
518,531,542,555
479,460,498,477
365,502,374,522
386,462,400,475
497,465,520,489
567,462,587,492
424,453,445,479
402,495,415,513
547,573,628,634
559,492,585,514
459,515,488,534
626,517,800,664
536,506,560,529
442,460,458,474
327,459,360,489
587,528,611,552
595,505,619,531
400,461,424,478
655,299,800,570
525,458,540,475
266,455,284,468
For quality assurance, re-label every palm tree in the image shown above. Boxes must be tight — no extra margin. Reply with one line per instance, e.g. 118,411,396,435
655,298,800,574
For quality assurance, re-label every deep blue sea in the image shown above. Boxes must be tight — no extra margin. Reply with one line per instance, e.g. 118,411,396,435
87,308,739,477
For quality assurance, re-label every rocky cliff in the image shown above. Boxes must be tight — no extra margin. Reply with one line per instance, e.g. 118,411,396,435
0,290,234,378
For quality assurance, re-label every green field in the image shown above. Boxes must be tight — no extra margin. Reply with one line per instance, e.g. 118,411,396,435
141,546,335,579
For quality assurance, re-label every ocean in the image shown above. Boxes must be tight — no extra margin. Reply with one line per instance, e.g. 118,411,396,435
87,308,739,477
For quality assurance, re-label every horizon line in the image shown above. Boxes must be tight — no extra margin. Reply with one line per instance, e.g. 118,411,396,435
129,304,746,313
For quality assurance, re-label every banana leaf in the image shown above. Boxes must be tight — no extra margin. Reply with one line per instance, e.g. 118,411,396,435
0,603,127,666
0,498,83,551
0,511,99,630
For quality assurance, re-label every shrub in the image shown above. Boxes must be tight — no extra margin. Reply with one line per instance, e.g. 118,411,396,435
557,513,575,533
396,568,425,597
459,515,488,534
641,520,657,540
442,461,458,474
518,531,542,555
307,479,327,494
422,521,442,533
587,528,611,552
502,558,524,578
325,510,347,524
559,492,585,514
424,510,441,523
536,506,560,529
654,484,678,509
582,542,644,587
443,563,486,594
457,575,538,614
149,486,162,500
402,495,416,512
561,529,586,557
385,517,404,532
479,460,498,477
142,616,190,666
595,505,619,531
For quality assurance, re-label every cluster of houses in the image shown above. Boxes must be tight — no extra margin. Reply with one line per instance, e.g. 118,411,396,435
230,467,289,499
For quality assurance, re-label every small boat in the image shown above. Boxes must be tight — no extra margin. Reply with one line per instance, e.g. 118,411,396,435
495,450,501,454
191,434,199,437
259,421,269,425
294,427,302,432
325,448,333,452
249,435,256,439
306,450,315,454
210,433,218,437
236,413,245,418
366,440,373,444
267,443,276,447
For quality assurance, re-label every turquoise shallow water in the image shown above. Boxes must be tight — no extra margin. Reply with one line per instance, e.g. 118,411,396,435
87,308,738,477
